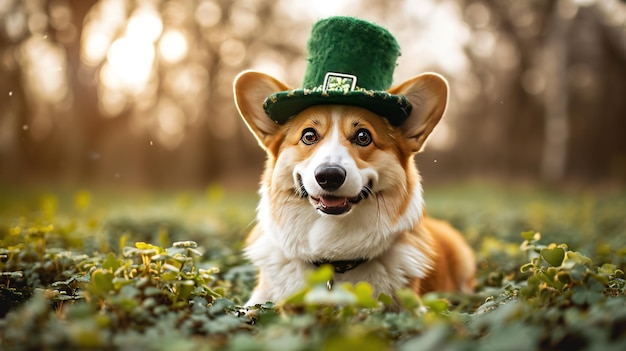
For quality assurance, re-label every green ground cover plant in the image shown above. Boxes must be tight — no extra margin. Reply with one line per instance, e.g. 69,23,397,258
1,184,625,350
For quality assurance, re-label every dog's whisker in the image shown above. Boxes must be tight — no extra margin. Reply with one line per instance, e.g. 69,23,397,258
352,182,373,202
300,185,308,198
296,176,309,198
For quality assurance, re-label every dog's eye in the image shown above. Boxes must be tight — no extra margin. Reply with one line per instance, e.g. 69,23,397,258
301,128,318,145
353,129,372,146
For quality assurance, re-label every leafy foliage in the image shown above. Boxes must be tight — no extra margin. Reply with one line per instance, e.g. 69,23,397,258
1,184,625,350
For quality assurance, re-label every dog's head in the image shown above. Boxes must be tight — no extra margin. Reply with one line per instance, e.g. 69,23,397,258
234,71,448,259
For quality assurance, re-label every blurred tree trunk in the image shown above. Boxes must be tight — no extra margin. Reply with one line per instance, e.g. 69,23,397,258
0,57,27,183
65,0,99,183
49,0,100,185
540,1,572,183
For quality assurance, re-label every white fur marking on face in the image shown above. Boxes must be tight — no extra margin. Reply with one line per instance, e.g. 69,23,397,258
295,111,365,199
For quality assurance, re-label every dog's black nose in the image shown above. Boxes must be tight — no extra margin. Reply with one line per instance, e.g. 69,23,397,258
314,164,346,191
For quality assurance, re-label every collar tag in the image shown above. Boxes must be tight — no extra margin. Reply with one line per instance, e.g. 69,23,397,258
322,72,357,93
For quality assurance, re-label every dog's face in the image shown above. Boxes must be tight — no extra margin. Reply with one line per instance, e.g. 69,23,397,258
234,71,448,260
291,106,402,216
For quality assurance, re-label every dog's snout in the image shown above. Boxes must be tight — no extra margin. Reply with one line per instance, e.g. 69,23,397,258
314,164,346,191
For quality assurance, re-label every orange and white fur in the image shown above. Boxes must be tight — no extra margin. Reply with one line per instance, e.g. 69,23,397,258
234,71,475,306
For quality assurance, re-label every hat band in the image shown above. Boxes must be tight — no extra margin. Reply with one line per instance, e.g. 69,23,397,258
297,71,377,97
322,72,357,93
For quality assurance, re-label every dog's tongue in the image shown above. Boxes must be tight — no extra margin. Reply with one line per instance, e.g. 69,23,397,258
320,196,347,208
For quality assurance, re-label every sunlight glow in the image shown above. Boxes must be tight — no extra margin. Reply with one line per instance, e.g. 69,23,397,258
95,5,162,93
126,6,162,43
21,36,68,104
280,0,349,19
395,1,470,80
80,0,126,66
195,0,222,27
105,36,155,93
5,10,27,41
158,29,188,64
81,28,111,66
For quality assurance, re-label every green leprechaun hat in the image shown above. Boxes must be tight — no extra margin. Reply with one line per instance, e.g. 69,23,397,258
263,16,412,126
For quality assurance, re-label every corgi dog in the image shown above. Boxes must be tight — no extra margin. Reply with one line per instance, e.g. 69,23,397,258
233,70,476,307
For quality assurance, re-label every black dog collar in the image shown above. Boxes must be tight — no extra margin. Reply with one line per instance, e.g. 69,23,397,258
312,258,368,273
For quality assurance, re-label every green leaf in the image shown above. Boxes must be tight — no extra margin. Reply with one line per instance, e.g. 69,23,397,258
541,247,565,267
306,265,334,285
520,262,535,273
569,263,588,281
562,251,593,269
102,252,121,272
173,240,198,248
377,293,394,306
556,271,571,285
521,231,539,241
423,296,449,313
536,267,565,290
90,269,114,296
572,282,604,306
599,263,618,275
354,281,379,308
395,288,422,311
135,242,164,253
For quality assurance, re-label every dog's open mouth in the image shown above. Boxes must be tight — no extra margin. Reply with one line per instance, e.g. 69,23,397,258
300,179,373,216
310,194,360,215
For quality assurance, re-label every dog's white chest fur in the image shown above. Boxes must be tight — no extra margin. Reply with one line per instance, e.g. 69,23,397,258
244,183,430,306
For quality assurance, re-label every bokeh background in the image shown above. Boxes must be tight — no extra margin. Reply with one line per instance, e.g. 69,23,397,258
1,0,625,190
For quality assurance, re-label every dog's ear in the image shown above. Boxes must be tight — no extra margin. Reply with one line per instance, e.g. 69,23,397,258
388,73,448,153
233,70,291,150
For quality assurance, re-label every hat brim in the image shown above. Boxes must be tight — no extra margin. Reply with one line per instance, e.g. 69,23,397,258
263,90,412,126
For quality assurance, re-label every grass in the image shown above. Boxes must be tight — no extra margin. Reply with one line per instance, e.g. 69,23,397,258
1,182,625,350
